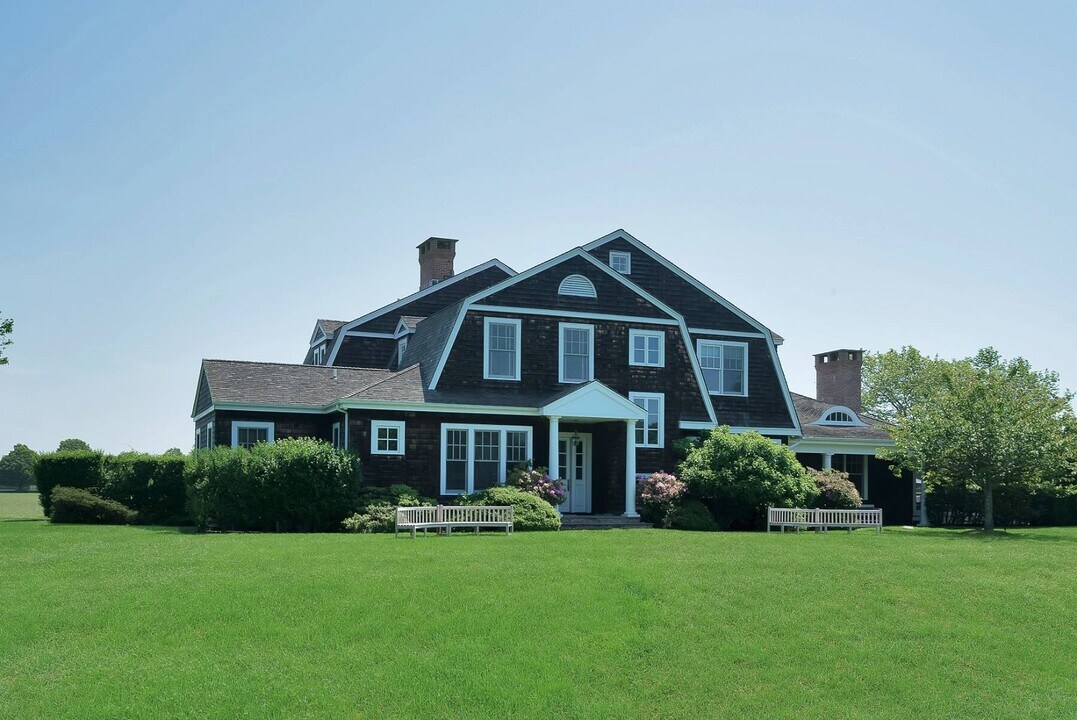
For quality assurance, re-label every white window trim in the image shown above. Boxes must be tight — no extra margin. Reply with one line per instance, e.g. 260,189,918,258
440,423,533,495
231,421,275,448
816,405,866,426
312,344,326,365
331,422,342,449
371,420,406,456
628,329,665,367
609,250,631,274
629,392,664,448
206,421,214,449
482,317,522,381
558,322,594,384
558,274,598,298
397,338,408,367
696,339,749,397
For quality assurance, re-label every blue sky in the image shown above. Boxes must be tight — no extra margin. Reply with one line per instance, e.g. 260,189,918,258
2,2,1075,453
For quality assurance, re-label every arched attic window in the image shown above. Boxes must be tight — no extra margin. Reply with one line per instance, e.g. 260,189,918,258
558,274,597,298
816,406,863,426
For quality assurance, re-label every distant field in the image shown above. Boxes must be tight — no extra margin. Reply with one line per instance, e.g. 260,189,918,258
0,510,1074,718
0,492,43,519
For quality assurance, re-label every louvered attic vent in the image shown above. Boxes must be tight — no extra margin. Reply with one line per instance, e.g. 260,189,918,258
558,274,597,298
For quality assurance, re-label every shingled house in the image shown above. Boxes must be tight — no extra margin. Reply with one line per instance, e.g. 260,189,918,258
192,230,915,523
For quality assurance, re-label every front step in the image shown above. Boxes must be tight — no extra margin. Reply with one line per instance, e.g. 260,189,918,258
560,514,653,530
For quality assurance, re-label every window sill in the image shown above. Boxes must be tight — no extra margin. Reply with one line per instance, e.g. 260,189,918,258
708,391,749,397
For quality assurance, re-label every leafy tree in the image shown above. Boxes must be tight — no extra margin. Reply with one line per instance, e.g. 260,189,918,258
885,348,1074,531
862,347,949,423
0,311,11,365
163,448,184,457
57,438,92,453
678,427,817,529
0,444,38,491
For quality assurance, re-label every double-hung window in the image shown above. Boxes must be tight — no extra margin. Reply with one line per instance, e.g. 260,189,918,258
232,421,274,449
483,317,521,381
629,392,664,448
697,340,748,396
559,323,594,384
629,329,664,367
440,424,533,494
371,420,405,455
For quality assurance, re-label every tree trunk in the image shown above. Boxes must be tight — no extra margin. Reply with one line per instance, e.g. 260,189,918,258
983,482,995,532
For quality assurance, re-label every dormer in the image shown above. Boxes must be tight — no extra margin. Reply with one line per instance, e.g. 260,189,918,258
814,405,867,427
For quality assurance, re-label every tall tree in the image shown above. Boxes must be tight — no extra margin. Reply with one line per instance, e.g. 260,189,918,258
886,348,1074,531
0,311,12,365
862,347,948,423
0,444,38,491
57,438,92,453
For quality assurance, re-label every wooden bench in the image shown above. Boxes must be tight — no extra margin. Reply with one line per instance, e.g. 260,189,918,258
395,505,514,538
768,507,882,534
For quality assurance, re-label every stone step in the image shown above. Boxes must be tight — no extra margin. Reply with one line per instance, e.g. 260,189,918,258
560,515,653,530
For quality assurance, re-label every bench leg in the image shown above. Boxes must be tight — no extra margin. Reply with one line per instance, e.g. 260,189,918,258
411,527,416,539
447,525,452,537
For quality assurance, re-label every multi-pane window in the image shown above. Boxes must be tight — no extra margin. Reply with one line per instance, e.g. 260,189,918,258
559,323,593,383
397,338,408,367
834,454,866,498
484,318,521,380
697,340,748,396
630,392,664,448
822,410,854,424
609,251,631,274
233,422,273,449
440,425,533,494
371,420,405,455
312,345,326,365
444,429,469,493
629,329,664,367
473,430,501,490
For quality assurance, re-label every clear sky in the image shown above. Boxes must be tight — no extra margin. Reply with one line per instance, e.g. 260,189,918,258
2,2,1075,454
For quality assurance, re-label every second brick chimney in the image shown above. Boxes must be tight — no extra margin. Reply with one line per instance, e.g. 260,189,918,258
814,349,863,411
417,237,458,290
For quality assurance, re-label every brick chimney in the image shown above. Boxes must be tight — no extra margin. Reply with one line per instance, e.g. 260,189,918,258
417,237,457,290
814,349,863,411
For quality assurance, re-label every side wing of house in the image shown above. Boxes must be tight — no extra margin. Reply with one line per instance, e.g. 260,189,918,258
584,230,800,434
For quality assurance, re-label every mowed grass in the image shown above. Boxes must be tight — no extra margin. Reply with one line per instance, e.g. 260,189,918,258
0,491,44,518
1,498,1074,719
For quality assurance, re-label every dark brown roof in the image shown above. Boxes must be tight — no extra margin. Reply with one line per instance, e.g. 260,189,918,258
398,315,426,330
317,319,345,334
791,392,893,440
400,299,464,387
199,360,393,409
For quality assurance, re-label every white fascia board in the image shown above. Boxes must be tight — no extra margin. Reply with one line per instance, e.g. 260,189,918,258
211,402,330,415
325,258,515,366
192,405,215,422
787,437,895,454
337,400,543,416
190,364,208,418
678,421,801,436
309,325,329,346
471,305,679,326
688,328,768,339
541,382,647,421
766,331,803,436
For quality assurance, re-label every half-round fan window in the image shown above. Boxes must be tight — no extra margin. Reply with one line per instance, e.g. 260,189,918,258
558,274,597,298
823,410,854,424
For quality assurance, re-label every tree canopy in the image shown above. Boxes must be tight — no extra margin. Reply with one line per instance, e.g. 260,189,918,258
0,444,38,491
0,311,12,365
862,346,949,424
57,438,93,453
882,347,1075,531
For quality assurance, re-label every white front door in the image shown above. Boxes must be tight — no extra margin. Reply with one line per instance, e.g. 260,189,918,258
557,432,591,514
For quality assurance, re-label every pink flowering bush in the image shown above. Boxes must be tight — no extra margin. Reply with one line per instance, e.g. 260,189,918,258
509,464,567,507
637,471,686,527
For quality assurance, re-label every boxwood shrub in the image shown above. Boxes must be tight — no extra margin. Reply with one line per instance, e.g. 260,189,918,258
458,486,560,531
34,451,104,516
342,484,435,533
667,498,719,531
185,438,362,532
50,486,137,525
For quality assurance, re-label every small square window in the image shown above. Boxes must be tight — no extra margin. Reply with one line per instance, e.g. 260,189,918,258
629,329,664,367
371,420,405,455
609,251,631,274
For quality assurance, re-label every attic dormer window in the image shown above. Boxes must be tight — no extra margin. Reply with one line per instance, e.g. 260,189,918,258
558,274,597,298
816,406,863,426
312,344,326,365
609,251,631,274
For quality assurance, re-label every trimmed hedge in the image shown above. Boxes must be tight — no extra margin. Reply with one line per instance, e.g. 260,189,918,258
457,486,561,531
34,451,104,516
185,439,362,532
342,485,436,533
667,498,719,531
101,453,188,523
50,486,137,525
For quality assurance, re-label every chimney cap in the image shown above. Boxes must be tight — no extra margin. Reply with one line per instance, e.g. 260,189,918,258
417,237,459,250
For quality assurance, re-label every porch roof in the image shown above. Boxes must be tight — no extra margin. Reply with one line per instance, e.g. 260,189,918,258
540,381,646,422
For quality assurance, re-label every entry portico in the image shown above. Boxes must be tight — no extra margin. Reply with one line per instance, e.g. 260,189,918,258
540,382,647,517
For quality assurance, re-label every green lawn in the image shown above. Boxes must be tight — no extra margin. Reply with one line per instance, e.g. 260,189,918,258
1,497,1074,719
0,492,44,519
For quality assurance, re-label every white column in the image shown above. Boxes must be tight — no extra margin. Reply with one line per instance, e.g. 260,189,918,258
548,416,560,478
823,452,833,470
624,420,639,517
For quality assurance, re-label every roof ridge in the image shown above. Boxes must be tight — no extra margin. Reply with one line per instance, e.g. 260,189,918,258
202,358,393,372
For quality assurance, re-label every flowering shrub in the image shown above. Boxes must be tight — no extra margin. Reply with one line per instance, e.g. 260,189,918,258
509,464,567,507
637,471,686,527
807,468,862,509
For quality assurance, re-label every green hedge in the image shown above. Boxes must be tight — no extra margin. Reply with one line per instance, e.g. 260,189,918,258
927,484,1077,527
34,451,104,516
457,486,560,531
50,486,137,525
101,453,188,523
185,438,362,532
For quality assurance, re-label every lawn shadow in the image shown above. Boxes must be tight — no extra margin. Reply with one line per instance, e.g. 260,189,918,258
892,527,1077,543
0,517,46,523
